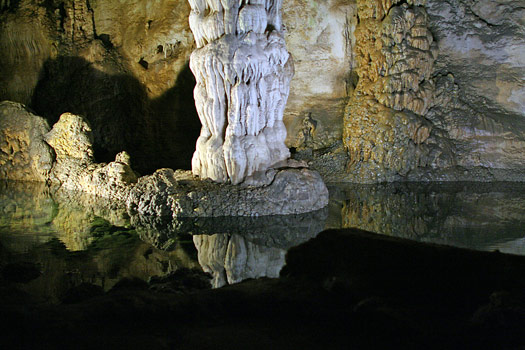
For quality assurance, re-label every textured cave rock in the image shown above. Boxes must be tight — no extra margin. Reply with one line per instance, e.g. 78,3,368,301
188,0,294,185
1,0,355,175
0,0,200,174
1,0,525,184
0,0,353,176
0,101,54,181
127,167,329,217
282,0,356,152
340,0,525,183
0,105,139,201
342,0,446,183
44,112,139,201
416,0,525,180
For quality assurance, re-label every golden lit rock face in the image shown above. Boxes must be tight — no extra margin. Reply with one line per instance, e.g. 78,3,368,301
343,0,438,182
0,101,54,181
45,112,94,164
44,112,139,201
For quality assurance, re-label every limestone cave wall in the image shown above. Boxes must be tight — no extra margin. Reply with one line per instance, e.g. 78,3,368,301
1,0,524,182
341,0,525,182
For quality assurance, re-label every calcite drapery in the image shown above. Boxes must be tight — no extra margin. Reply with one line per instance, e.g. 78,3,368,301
188,0,294,185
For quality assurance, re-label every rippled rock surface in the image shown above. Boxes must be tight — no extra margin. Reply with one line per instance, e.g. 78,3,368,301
189,0,293,185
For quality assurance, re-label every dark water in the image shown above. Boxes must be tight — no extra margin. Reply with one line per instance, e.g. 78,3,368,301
1,180,525,300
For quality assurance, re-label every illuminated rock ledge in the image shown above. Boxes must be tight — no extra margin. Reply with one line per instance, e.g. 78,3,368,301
127,166,329,218
0,101,328,217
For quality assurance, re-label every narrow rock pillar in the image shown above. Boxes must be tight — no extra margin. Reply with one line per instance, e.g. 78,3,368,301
188,0,294,185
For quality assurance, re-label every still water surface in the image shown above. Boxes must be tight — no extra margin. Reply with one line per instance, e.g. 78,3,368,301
1,180,525,299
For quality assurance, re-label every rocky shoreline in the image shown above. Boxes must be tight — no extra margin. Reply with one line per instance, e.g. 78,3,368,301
0,101,329,217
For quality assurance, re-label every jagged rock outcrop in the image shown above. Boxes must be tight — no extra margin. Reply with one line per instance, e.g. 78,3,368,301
0,101,54,181
127,166,329,217
0,103,138,201
44,112,139,201
188,0,294,185
342,0,449,182
340,0,525,183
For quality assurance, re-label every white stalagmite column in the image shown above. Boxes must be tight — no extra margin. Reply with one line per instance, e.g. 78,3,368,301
188,0,294,185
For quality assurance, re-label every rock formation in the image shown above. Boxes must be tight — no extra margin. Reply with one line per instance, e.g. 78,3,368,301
282,0,356,152
342,0,447,182
188,0,294,185
127,165,328,217
0,103,138,202
2,0,525,185
44,113,139,202
0,101,328,217
340,0,525,183
0,101,54,181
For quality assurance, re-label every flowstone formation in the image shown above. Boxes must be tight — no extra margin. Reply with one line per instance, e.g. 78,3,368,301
343,0,453,182
188,0,294,185
169,0,330,216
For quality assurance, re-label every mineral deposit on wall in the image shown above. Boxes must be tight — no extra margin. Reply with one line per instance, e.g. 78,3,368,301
188,0,294,185
342,0,525,183
343,0,450,183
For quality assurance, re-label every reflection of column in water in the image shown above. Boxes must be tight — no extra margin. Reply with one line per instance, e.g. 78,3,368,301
193,234,285,288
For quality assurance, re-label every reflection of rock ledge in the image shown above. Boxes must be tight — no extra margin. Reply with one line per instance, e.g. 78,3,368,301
131,208,327,288
127,168,329,217
132,206,327,251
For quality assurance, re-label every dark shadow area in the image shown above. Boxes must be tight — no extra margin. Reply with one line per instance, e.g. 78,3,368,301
0,0,21,13
147,61,201,173
30,56,200,174
3,227,525,349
